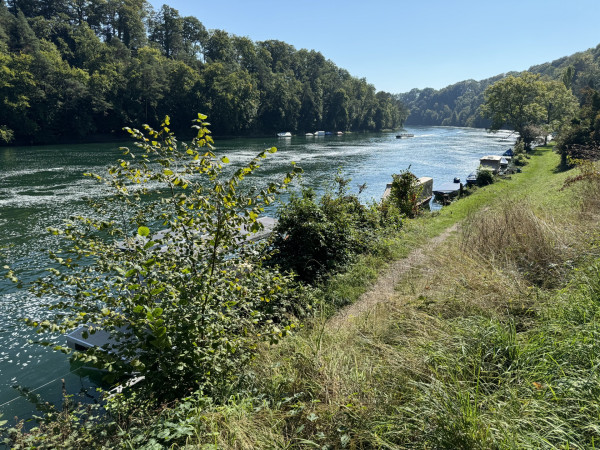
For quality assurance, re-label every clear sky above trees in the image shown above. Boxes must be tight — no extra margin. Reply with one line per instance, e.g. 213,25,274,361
152,0,600,93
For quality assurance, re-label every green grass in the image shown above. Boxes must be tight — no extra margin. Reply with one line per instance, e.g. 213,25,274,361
11,146,599,449
319,145,573,314
174,146,600,449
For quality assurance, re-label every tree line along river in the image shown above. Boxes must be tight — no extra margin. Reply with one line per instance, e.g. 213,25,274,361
0,126,515,421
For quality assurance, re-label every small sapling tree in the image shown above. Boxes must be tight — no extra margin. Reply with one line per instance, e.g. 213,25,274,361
11,114,303,401
388,168,422,218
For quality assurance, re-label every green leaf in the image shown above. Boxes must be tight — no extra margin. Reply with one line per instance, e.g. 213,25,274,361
221,156,230,163
138,226,150,237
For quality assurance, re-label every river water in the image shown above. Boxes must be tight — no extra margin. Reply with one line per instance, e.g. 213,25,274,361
0,126,515,420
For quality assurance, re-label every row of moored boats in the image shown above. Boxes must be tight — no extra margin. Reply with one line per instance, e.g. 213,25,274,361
277,131,343,137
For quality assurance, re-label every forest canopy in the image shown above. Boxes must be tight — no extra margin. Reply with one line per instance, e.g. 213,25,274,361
0,0,408,143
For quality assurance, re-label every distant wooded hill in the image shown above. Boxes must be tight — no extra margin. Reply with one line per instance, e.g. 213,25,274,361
0,1,408,144
399,44,600,128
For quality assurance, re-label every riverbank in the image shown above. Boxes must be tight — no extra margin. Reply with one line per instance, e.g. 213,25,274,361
0,129,365,147
160,145,600,447
7,143,600,448
0,127,515,424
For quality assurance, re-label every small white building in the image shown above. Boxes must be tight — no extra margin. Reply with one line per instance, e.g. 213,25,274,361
479,155,503,174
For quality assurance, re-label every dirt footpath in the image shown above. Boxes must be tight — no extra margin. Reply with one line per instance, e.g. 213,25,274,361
329,223,459,328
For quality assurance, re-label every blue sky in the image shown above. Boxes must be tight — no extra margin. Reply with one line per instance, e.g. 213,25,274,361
149,0,600,93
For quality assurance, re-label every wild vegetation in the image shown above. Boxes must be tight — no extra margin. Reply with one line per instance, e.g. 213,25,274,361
7,114,319,402
385,169,423,218
0,113,419,447
4,115,600,448
3,7,600,446
556,87,600,165
165,147,599,448
0,0,407,144
272,187,380,283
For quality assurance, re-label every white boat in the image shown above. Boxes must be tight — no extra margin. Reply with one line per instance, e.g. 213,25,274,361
67,326,115,351
305,132,314,137
315,130,325,136
277,132,292,137
336,131,343,136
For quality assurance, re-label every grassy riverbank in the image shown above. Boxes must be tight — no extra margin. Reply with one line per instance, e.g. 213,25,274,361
174,146,600,448
6,146,600,448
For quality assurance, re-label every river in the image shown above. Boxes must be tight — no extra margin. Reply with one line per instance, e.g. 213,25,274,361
0,126,515,420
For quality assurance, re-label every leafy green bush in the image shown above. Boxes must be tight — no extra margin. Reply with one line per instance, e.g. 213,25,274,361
512,154,528,166
11,114,305,402
272,184,383,283
476,168,494,186
386,168,422,218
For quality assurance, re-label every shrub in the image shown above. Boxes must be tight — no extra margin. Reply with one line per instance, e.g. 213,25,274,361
387,168,422,218
272,183,383,283
476,168,494,186
9,115,305,402
512,154,527,166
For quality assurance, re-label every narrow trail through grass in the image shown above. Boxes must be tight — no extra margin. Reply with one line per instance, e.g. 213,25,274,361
330,222,459,327
329,146,565,328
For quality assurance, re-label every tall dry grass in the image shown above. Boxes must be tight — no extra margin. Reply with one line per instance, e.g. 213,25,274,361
460,202,571,287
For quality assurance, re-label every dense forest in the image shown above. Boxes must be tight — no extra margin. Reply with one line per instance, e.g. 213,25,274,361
0,0,408,144
400,44,600,127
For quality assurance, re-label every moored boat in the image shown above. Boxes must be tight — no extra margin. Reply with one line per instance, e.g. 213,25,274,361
433,179,462,200
277,132,292,137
